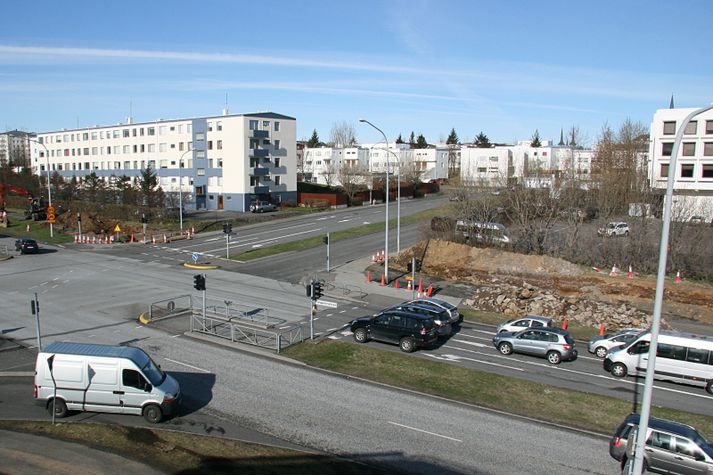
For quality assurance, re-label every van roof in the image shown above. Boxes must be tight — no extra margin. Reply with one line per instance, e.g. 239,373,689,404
42,342,150,368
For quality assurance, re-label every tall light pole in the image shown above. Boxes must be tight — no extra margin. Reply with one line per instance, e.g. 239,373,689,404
29,139,53,238
178,149,192,234
387,149,402,253
359,119,389,281
630,103,713,475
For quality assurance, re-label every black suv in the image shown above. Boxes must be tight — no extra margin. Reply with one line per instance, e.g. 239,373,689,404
388,303,452,338
15,238,39,254
350,311,438,352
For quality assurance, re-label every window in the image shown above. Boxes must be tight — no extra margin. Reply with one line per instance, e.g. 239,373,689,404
196,150,205,159
133,145,138,153
82,133,89,140
159,160,167,168
91,147,98,155
675,437,703,459
274,121,280,132
159,126,167,135
123,129,130,138
628,340,650,355
662,143,673,156
250,176,259,186
686,347,709,363
274,157,280,167
702,165,713,178
83,148,89,155
250,157,259,167
195,132,205,141
148,144,155,153
648,431,672,451
274,176,281,186
132,128,137,137
123,145,130,154
657,343,687,360
208,141,213,150
682,143,696,156
681,164,694,178
113,146,120,154
207,122,213,132
122,369,148,391
91,132,97,140
685,121,698,135
112,130,120,139
706,121,713,135
217,140,222,150
169,126,175,132
660,163,669,178
663,121,676,135
147,127,155,136
216,121,222,131
249,120,258,130
197,168,205,176
274,139,280,150
159,143,167,152
124,161,130,169
704,143,713,156
179,142,184,151
170,143,175,149
217,159,223,168
263,120,270,128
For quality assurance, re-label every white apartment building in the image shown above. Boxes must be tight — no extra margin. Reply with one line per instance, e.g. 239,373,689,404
30,112,297,212
649,107,713,220
303,146,370,185
459,146,513,185
0,130,32,168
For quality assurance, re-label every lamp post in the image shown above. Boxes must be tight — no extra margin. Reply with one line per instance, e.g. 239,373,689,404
359,119,389,281
630,103,713,475
29,139,53,238
178,149,192,234
387,149,402,253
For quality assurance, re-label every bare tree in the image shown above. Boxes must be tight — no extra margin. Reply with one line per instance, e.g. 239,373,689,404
329,121,357,148
505,186,562,254
337,163,369,205
399,160,425,198
320,160,338,187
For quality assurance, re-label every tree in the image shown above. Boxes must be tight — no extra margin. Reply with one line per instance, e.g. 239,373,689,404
446,128,460,179
82,172,106,204
409,131,416,148
530,130,542,148
113,175,137,205
474,132,491,148
337,163,369,205
307,129,320,148
329,121,357,147
395,134,405,144
320,160,338,187
446,128,459,145
137,166,162,209
415,134,428,149
399,160,425,198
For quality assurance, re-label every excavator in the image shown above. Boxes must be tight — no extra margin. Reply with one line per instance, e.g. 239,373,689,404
0,183,47,225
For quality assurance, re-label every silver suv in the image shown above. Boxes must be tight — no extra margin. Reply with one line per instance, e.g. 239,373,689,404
598,221,630,237
611,413,713,474
492,327,577,365
250,201,277,213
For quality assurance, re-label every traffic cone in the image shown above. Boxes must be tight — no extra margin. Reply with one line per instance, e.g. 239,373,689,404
599,323,605,336
191,227,195,236
163,234,167,243
417,277,423,294
380,274,385,286
562,319,568,330
628,266,633,279
92,236,96,244
372,254,376,263
74,235,78,243
366,271,371,283
407,280,412,291
130,233,135,243
426,284,433,297
152,236,156,244
394,279,399,289
609,265,617,277
676,271,681,283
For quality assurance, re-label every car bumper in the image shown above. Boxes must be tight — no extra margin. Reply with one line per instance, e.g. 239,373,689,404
160,393,181,417
563,349,578,361
603,358,613,372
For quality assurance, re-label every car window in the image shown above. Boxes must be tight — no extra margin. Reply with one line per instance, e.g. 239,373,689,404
647,431,672,451
375,314,390,325
628,340,650,355
687,347,710,364
675,437,703,458
519,330,535,340
531,320,543,327
389,315,405,328
514,320,529,327
547,333,559,342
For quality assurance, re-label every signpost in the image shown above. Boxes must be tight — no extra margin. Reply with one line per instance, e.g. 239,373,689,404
315,299,337,308
47,205,55,224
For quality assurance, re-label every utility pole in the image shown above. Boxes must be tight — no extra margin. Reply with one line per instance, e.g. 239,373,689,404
324,233,330,272
30,293,42,350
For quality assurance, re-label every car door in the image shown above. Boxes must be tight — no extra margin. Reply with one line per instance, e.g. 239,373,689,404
645,430,678,473
672,436,712,474
370,314,393,342
530,330,552,356
120,364,153,415
513,330,537,354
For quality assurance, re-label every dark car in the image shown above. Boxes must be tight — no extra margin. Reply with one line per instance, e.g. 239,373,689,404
492,327,577,364
611,413,713,473
388,303,452,338
15,238,39,254
350,311,438,352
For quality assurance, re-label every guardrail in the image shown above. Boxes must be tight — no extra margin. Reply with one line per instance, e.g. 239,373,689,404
149,295,193,322
0,245,9,256
204,300,285,328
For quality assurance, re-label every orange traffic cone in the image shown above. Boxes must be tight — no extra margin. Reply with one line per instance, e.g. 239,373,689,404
163,234,167,243
74,235,79,243
372,255,376,263
417,277,423,294
628,266,633,279
562,319,568,330
394,279,399,289
407,280,412,291
609,265,618,277
152,236,156,244
130,233,134,243
599,323,605,336
366,271,371,283
380,274,385,286
676,271,681,283
426,284,433,297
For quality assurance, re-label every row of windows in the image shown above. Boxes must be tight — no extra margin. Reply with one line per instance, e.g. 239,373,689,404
629,340,713,365
249,176,282,186
248,120,280,132
39,158,229,172
38,141,227,159
663,120,713,136
659,162,713,179
661,142,713,157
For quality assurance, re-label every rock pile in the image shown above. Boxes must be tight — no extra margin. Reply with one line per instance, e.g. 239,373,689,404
463,280,662,330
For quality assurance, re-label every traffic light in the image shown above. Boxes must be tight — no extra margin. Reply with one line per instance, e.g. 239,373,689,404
312,281,324,300
415,259,422,272
193,274,206,291
306,282,313,298
407,261,413,272
223,222,232,234
408,259,422,273
140,213,148,224
323,235,329,245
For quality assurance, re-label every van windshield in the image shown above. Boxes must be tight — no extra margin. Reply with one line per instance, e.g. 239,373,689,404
141,357,166,386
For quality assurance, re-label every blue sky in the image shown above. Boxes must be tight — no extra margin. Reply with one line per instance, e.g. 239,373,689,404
1,0,711,146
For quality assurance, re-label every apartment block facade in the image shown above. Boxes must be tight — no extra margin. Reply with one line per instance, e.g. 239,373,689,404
30,112,296,212
0,130,32,168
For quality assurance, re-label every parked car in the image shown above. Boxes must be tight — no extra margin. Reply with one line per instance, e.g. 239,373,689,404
496,315,554,334
350,311,438,353
492,327,577,364
250,201,277,213
610,413,713,474
15,238,39,254
403,297,462,325
588,328,642,358
598,221,630,237
388,303,452,338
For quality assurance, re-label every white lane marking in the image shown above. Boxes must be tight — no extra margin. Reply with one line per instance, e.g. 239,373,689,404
339,310,346,314
338,219,351,223
51,285,59,289
326,328,337,332
326,313,334,317
363,221,371,225
340,330,352,336
40,282,48,286
466,329,497,336
423,353,524,372
450,339,488,348
165,358,210,373
171,334,182,338
316,217,329,221
387,421,462,442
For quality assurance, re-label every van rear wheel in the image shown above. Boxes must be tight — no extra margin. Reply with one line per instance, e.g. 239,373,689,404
706,381,713,395
142,404,163,423
48,398,68,418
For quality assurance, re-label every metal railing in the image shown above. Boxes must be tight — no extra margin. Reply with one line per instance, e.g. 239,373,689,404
149,295,193,322
203,299,285,328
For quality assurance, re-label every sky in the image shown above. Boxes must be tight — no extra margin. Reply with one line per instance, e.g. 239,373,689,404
1,0,712,147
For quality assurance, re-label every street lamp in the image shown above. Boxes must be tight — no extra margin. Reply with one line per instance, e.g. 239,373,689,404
359,119,390,281
387,149,402,253
630,103,713,475
29,139,53,238
178,149,192,234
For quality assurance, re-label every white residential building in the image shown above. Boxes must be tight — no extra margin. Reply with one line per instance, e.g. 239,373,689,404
30,112,297,212
649,107,713,220
303,146,370,185
0,130,32,168
459,146,513,185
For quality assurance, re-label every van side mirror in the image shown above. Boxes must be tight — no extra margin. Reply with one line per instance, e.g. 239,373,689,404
144,381,153,392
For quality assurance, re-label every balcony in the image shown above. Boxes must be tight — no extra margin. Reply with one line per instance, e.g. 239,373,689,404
250,167,269,176
253,185,269,194
251,148,269,158
251,129,268,138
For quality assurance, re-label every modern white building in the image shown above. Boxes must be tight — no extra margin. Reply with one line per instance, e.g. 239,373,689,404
0,130,32,169
459,146,513,185
649,107,713,220
30,112,297,212
303,146,370,186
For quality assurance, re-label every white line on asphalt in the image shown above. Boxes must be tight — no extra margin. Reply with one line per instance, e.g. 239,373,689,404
450,339,488,348
135,325,143,329
326,328,337,332
339,310,346,313
51,285,59,289
328,335,340,339
422,353,525,372
352,306,360,310
40,282,48,286
171,334,182,338
326,313,334,317
279,326,291,329
465,329,496,336
88,334,96,338
387,421,462,442
338,219,351,223
165,358,210,373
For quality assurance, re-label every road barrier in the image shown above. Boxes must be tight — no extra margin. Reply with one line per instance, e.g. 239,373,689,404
148,295,193,322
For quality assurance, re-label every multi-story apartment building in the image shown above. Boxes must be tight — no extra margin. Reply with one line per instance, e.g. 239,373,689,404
30,112,296,212
303,146,370,185
649,107,713,220
459,146,513,185
0,130,32,168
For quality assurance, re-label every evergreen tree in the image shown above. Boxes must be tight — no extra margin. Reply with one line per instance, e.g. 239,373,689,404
446,128,459,145
415,134,428,149
307,129,320,148
395,134,404,144
138,166,161,208
531,129,542,148
409,131,416,148
474,132,491,148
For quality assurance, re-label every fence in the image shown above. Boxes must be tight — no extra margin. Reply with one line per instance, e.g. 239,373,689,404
149,295,193,322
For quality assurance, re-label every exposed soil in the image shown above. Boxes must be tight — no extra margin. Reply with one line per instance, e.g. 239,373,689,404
397,240,713,326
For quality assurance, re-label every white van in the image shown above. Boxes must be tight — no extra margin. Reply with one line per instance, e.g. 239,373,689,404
35,342,181,423
455,220,510,245
603,330,713,394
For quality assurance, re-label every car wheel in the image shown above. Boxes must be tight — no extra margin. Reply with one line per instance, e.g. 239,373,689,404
497,342,513,355
399,337,416,353
48,398,68,418
142,404,163,423
547,351,562,365
624,231,629,237
706,381,713,395
595,346,608,358
353,328,368,343
611,362,628,378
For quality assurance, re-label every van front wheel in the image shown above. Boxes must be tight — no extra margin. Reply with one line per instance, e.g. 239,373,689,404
706,381,713,395
142,404,163,423
48,398,68,418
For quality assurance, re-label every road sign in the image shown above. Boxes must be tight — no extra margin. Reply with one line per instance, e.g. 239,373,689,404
113,224,121,233
191,252,199,264
315,299,338,308
47,205,55,224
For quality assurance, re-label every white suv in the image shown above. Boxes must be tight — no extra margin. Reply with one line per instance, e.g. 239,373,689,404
598,221,630,237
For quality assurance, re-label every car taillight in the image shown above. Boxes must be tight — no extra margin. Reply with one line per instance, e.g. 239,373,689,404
33,384,37,399
563,344,573,350
420,327,427,335
613,437,622,447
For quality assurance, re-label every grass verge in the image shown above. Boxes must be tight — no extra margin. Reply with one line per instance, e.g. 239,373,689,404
283,339,713,439
0,219,74,244
0,420,383,474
